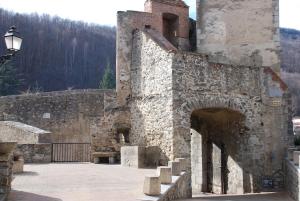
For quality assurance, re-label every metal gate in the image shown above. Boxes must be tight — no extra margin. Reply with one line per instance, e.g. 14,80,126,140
52,143,91,162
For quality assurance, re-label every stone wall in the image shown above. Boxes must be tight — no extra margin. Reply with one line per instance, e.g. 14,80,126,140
130,30,175,165
117,0,189,106
129,29,290,193
0,121,51,144
17,144,52,163
196,0,280,73
0,143,16,200
0,90,121,154
158,172,190,201
171,50,290,192
285,158,299,201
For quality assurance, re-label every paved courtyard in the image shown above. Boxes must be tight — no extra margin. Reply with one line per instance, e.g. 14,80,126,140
8,163,294,201
180,192,293,201
8,163,156,201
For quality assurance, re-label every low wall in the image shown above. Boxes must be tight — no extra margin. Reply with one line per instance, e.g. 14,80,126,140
0,89,124,154
141,158,191,201
0,89,113,144
286,158,300,201
0,121,51,144
0,143,16,200
17,144,52,163
158,172,190,201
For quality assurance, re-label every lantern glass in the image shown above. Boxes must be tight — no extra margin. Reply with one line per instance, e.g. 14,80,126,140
12,35,22,51
4,27,22,52
4,35,13,50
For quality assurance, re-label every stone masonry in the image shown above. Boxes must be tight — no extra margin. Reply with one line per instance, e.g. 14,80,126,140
0,0,293,200
0,143,16,200
116,0,292,198
196,0,281,74
0,89,123,154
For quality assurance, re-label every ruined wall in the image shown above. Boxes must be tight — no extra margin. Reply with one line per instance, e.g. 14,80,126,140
126,26,291,193
117,0,189,106
130,30,175,164
171,51,290,192
144,0,190,50
129,29,290,192
117,11,154,106
196,0,280,73
0,90,115,146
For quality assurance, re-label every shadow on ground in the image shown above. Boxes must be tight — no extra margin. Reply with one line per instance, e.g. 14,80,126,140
181,192,293,201
8,190,62,201
14,171,39,176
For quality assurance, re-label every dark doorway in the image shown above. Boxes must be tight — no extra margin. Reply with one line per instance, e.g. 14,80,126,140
99,157,109,164
191,108,245,195
162,13,179,47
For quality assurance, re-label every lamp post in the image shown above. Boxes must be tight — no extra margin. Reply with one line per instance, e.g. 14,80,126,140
0,26,23,65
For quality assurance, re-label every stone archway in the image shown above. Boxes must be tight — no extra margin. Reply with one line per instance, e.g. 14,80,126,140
172,95,264,195
190,108,246,195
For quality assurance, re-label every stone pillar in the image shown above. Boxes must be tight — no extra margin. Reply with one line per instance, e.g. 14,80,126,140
0,142,16,199
143,176,161,196
157,166,172,184
168,161,181,176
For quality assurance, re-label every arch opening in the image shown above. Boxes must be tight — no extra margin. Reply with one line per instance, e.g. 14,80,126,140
191,107,247,195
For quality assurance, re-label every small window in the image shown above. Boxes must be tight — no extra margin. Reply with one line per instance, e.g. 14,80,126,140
145,25,151,29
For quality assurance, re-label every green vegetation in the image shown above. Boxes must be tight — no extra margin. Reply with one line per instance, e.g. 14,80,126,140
99,61,116,89
0,61,22,96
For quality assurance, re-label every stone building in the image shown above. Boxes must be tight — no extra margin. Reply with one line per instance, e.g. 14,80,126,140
114,0,292,196
0,0,293,199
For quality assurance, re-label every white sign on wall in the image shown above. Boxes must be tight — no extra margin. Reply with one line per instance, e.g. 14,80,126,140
43,113,51,119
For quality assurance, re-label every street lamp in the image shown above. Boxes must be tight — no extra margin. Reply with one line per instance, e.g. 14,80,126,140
0,26,23,65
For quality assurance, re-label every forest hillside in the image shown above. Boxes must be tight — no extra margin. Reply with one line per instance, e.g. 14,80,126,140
0,9,116,92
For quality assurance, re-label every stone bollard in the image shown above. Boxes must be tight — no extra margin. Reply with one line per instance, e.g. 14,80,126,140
175,158,187,172
293,151,300,165
143,176,161,196
288,148,297,161
168,161,181,176
157,166,172,184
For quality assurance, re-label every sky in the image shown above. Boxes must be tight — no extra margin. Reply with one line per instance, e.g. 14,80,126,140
0,0,299,30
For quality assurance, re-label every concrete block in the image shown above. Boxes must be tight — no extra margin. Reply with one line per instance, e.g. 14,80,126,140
293,151,300,165
175,158,187,171
157,166,172,184
168,161,181,176
121,146,145,168
143,176,161,196
12,159,24,174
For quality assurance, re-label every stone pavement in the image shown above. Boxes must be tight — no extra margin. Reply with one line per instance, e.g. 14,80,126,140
179,192,293,201
8,163,156,201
